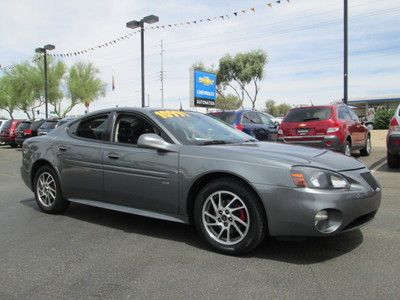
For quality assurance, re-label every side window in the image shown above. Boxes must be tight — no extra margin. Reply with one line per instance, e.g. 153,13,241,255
70,115,109,140
338,106,352,121
114,114,157,145
348,108,359,122
242,112,261,124
258,113,274,126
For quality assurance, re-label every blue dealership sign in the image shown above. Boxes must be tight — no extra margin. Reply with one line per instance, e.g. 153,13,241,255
192,70,217,107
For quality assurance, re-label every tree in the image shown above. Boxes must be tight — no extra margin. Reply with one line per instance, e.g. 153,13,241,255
264,100,292,116
264,99,277,115
215,94,241,110
67,62,106,116
374,108,395,129
0,75,17,119
219,50,267,109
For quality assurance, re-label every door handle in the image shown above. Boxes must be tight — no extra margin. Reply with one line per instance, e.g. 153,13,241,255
58,146,67,152
107,153,120,160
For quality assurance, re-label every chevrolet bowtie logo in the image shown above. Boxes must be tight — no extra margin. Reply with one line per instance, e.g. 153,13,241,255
198,76,214,86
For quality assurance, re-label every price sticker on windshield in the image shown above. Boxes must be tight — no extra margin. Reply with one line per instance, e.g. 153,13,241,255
154,111,188,119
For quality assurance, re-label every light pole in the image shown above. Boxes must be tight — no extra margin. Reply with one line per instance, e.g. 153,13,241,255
35,44,55,119
126,15,159,108
343,0,348,104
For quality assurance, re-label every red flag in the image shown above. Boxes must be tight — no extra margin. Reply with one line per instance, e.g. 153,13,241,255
112,74,115,91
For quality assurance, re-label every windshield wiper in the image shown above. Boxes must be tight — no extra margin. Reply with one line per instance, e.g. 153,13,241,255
302,117,320,121
197,140,232,145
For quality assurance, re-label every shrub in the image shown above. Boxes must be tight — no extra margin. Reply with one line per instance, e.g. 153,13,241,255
374,109,395,129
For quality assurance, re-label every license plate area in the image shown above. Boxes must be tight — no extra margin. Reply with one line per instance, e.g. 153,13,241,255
297,128,309,136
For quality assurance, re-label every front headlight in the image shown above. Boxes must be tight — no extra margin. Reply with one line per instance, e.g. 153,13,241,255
290,166,350,189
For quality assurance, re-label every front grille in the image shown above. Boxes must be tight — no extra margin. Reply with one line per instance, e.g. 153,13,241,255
361,172,379,190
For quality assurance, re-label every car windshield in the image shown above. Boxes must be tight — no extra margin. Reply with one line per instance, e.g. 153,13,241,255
30,120,45,130
1,120,12,130
153,110,252,145
209,112,237,125
40,121,58,130
17,122,31,131
284,107,332,122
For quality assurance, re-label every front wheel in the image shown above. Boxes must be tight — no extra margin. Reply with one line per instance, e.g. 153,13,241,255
33,166,70,214
194,178,267,255
360,136,371,156
342,141,351,156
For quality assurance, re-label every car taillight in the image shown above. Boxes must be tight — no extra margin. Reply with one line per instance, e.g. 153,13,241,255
235,123,244,131
23,129,32,135
327,127,339,133
389,118,400,132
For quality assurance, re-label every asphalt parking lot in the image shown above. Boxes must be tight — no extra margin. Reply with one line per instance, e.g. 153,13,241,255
0,145,399,299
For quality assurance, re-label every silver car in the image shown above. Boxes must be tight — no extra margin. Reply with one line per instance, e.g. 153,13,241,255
21,108,381,254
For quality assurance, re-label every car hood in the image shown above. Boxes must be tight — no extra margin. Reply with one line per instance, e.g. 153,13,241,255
202,142,366,172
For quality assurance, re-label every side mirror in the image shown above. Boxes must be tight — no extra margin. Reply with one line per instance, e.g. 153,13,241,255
273,121,280,127
137,133,178,152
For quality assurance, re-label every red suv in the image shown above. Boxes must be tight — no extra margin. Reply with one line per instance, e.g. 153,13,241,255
277,104,371,156
0,119,23,147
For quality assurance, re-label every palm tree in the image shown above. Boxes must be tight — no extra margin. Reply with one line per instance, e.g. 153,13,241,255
67,62,106,115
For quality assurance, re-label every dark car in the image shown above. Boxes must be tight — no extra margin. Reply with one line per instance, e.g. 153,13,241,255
21,108,381,255
15,119,46,147
387,104,400,168
15,121,32,147
55,117,75,128
37,119,59,136
208,110,279,141
0,119,23,147
278,104,371,156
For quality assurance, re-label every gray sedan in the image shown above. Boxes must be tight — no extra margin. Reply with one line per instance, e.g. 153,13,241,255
21,108,381,255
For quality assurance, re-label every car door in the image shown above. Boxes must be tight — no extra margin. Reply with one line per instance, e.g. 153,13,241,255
338,106,357,144
241,111,265,139
257,112,278,141
102,112,179,215
55,113,110,202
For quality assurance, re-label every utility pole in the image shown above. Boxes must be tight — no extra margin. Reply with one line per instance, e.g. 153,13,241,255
160,40,165,107
343,0,348,104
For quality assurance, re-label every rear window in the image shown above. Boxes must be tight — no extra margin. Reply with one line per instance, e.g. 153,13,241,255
17,122,32,130
1,120,12,130
284,107,332,122
30,120,45,130
209,112,237,125
40,121,58,130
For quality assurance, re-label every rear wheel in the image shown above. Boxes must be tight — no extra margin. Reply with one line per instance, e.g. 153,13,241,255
360,136,371,156
387,152,400,169
33,166,69,214
342,141,351,156
194,178,267,255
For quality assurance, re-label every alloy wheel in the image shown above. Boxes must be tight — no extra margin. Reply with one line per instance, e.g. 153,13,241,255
202,190,250,246
36,172,57,207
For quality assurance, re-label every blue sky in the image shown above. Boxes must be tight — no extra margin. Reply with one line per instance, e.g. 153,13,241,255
1,0,399,117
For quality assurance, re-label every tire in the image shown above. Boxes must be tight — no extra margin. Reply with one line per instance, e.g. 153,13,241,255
9,142,17,148
342,141,351,156
193,178,267,255
387,152,400,169
360,136,371,156
33,165,70,214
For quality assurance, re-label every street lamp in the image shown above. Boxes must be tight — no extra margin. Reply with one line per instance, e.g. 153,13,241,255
126,15,159,108
35,44,55,119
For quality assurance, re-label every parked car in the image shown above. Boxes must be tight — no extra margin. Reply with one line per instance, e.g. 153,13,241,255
0,120,8,145
15,119,46,147
14,120,32,147
21,108,381,255
0,119,23,147
55,117,75,128
265,112,284,125
387,104,400,168
37,119,59,136
208,110,279,141
278,104,371,156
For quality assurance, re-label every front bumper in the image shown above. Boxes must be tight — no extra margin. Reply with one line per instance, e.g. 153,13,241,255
0,135,16,143
387,133,400,155
277,135,343,152
254,168,381,237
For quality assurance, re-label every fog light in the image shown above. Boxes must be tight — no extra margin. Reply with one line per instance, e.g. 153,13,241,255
315,210,329,224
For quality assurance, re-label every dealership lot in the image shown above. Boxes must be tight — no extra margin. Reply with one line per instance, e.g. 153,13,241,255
0,145,399,299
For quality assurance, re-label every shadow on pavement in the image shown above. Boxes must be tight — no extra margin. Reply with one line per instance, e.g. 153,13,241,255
377,163,400,173
20,198,363,264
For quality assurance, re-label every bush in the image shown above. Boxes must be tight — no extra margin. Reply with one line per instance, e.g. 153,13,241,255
374,109,395,129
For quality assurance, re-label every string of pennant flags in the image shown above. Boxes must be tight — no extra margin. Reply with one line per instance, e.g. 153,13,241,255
0,0,291,71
